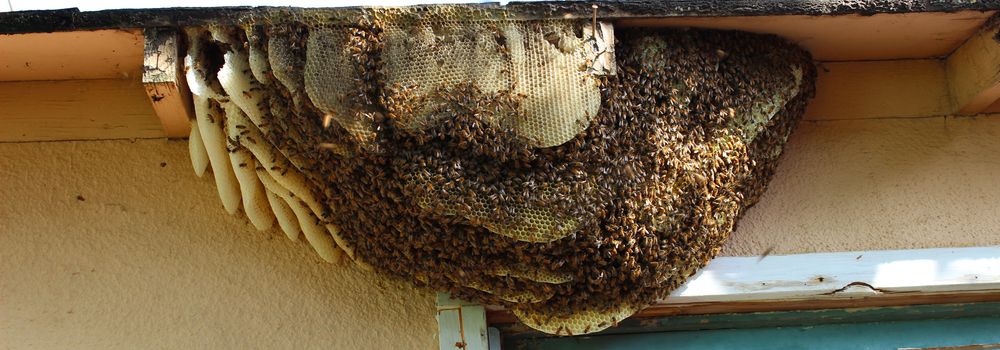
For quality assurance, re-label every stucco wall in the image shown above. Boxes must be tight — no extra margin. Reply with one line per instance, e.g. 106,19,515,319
725,115,1000,255
3,115,1000,349
0,139,437,349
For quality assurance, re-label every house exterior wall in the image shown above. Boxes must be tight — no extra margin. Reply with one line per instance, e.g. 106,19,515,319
725,115,1000,256
0,140,437,349
3,114,1000,348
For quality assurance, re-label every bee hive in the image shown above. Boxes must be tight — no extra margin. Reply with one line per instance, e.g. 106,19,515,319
181,7,815,335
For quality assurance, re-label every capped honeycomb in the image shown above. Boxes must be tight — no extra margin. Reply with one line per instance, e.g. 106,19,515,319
180,7,814,336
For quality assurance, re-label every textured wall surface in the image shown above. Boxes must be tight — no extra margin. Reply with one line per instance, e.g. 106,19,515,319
725,115,1000,256
0,139,437,349
3,115,1000,349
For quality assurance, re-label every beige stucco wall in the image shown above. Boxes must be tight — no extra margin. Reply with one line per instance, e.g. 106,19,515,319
725,115,1000,255
3,114,1000,348
0,140,437,349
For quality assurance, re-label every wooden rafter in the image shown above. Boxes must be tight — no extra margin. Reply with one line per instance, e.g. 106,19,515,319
142,27,193,138
0,29,143,81
947,17,1000,115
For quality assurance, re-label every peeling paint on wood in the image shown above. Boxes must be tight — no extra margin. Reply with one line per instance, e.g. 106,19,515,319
142,27,192,138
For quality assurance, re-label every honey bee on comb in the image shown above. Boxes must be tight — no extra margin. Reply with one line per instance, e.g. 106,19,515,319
180,6,814,336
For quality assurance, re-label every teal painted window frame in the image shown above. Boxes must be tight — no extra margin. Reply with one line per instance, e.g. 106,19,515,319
499,302,1000,349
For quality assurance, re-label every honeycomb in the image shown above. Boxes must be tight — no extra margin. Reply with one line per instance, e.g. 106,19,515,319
304,26,378,145
375,15,605,147
514,303,637,335
180,7,814,336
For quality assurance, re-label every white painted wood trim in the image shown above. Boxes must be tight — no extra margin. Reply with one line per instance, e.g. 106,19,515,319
473,247,1000,325
438,293,489,350
666,246,1000,304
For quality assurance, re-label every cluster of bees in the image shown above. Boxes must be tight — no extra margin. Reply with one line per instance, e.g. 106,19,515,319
183,8,814,335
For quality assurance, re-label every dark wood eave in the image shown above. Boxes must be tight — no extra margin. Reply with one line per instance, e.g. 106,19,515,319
3,0,1000,34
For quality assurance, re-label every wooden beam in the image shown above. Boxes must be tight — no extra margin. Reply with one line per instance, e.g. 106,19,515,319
0,79,164,142
947,18,1000,114
0,29,143,81
805,59,953,120
619,11,994,61
486,246,1000,324
142,27,192,138
5,3,1000,36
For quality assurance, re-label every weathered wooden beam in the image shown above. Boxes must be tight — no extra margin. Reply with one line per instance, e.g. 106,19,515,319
142,27,192,138
4,2,1000,35
947,18,1000,114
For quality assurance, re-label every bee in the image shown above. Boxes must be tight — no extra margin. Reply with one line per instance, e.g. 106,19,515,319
178,23,814,332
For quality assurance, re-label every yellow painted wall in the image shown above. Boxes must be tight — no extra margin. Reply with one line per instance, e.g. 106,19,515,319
4,115,1000,348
